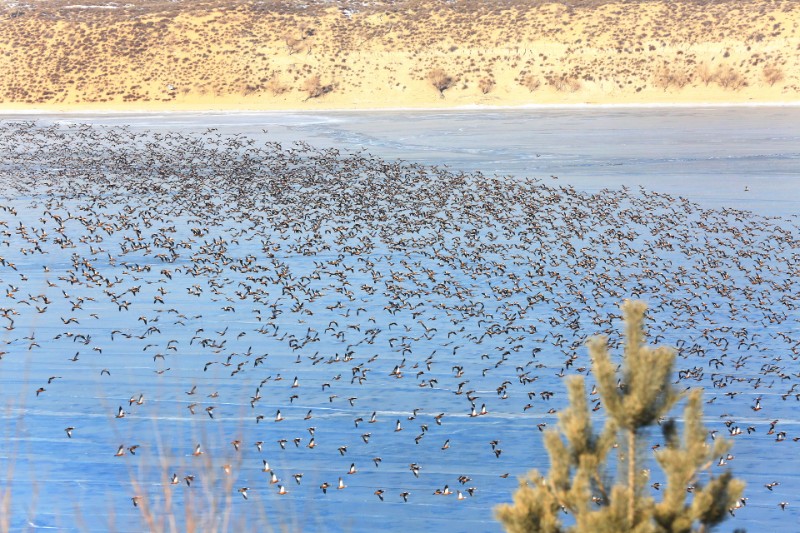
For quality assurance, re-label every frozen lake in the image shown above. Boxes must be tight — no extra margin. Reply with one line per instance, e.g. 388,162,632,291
68,105,800,217
0,107,798,532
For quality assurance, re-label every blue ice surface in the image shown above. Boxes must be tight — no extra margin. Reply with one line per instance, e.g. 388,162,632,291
0,107,798,531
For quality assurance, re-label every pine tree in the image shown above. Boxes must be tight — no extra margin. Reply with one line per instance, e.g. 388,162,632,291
495,300,744,533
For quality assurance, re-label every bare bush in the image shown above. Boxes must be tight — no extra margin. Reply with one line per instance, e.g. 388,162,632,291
520,74,541,92
695,62,716,86
303,75,333,100
427,68,454,97
653,65,691,92
716,65,747,90
238,83,261,96
548,75,581,92
266,74,289,96
762,64,785,86
478,77,495,95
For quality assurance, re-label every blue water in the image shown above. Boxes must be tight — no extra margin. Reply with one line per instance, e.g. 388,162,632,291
0,107,798,532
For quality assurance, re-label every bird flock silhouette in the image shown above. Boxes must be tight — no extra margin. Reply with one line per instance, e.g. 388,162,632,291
0,120,797,529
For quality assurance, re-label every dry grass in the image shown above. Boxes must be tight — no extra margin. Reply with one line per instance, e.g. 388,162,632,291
0,0,797,109
0,393,291,532
1,464,11,533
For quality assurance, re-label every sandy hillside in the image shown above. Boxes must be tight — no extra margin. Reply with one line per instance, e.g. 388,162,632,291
0,0,798,111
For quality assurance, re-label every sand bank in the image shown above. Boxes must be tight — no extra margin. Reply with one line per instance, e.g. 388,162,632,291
0,0,798,113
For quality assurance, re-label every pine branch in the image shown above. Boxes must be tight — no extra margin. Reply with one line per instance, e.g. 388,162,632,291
496,300,744,533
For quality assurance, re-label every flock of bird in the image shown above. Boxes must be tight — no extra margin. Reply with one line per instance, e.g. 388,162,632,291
0,120,798,529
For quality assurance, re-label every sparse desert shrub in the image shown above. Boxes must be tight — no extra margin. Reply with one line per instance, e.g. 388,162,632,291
478,77,495,95
266,74,289,96
303,75,322,98
240,84,260,96
695,62,716,86
520,74,541,92
303,75,333,100
762,64,784,86
427,68,454,97
548,75,581,92
653,65,691,91
715,65,747,90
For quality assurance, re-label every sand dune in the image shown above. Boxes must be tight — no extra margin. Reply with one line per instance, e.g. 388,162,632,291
0,0,798,111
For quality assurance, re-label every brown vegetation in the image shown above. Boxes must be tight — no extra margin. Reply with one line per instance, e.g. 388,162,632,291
266,73,290,96
763,64,785,86
695,63,716,86
715,65,748,90
0,0,796,109
303,74,334,100
478,77,496,95
548,75,582,93
653,65,691,92
519,74,542,93
427,68,455,97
